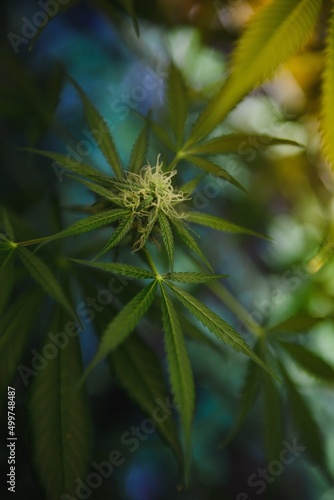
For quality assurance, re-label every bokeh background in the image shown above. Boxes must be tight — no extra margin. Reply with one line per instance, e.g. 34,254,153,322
1,1,334,499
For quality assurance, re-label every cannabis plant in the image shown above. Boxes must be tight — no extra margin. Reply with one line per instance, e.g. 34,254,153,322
2,0,334,498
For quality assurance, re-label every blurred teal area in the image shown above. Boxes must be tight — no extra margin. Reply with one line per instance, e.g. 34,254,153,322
2,1,334,499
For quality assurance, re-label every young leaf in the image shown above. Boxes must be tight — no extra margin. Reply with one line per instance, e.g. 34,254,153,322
185,134,301,156
221,359,261,447
110,334,183,465
167,63,188,149
129,120,149,173
188,0,323,144
185,211,268,239
0,250,15,316
86,280,158,374
162,272,227,284
68,76,123,178
160,283,195,480
186,155,245,192
171,218,214,272
321,5,334,169
93,214,134,260
71,259,155,280
20,148,106,181
263,370,284,462
17,247,77,321
158,212,174,272
29,310,91,500
166,282,277,379
279,361,327,470
279,341,334,382
71,176,126,206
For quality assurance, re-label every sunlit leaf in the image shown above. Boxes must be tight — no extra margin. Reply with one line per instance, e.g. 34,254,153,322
111,334,183,465
188,0,323,144
163,272,227,284
321,5,334,169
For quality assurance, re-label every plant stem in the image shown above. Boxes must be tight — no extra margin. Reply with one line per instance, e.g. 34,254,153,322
142,247,160,277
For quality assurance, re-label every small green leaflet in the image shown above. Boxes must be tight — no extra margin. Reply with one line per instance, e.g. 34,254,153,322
279,341,334,382
160,284,195,483
93,214,134,260
158,212,174,272
110,334,183,465
129,120,149,173
167,63,188,150
221,359,261,447
162,272,227,284
71,176,126,206
68,76,123,178
187,0,323,145
171,218,213,272
185,211,268,239
185,134,301,156
29,309,91,500
165,282,277,379
17,246,77,321
85,280,158,375
185,155,245,192
71,259,155,280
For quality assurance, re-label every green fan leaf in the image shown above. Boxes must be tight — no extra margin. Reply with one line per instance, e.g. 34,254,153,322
185,211,268,239
29,310,91,500
185,154,245,192
135,111,175,152
68,76,123,178
71,259,155,279
160,284,195,481
0,291,42,394
129,121,149,173
221,358,261,447
45,209,130,243
321,5,334,169
71,177,126,206
185,134,301,156
158,212,174,271
263,369,284,461
279,341,334,382
171,218,213,272
279,361,327,470
165,282,277,378
110,334,183,465
93,214,134,260
167,63,188,149
0,250,15,316
163,272,227,284
20,148,106,181
267,315,326,334
1,209,15,240
86,280,158,374
188,0,323,144
17,247,77,321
